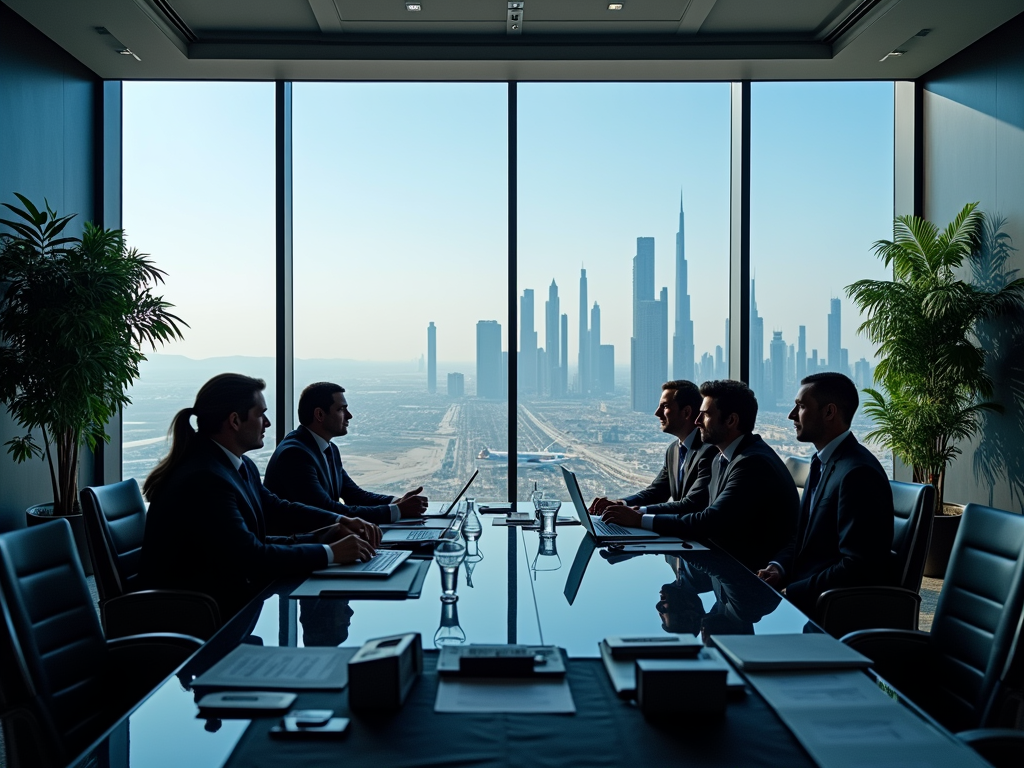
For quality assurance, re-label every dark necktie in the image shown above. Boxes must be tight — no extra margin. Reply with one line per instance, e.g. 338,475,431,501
805,455,823,510
676,444,688,497
325,445,338,498
716,454,730,496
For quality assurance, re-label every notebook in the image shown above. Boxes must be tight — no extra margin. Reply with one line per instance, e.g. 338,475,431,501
709,633,872,671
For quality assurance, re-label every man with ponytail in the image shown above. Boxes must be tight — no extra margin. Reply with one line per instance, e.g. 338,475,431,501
141,374,381,618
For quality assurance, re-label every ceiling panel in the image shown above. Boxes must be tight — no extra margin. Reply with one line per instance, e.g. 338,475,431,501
3,0,1023,81
334,0,505,23
700,0,862,35
171,0,319,34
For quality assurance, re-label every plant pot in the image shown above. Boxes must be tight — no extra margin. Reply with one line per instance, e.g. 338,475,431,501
923,505,964,579
26,503,94,576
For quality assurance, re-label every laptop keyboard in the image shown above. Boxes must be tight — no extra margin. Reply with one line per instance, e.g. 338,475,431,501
406,529,437,540
594,518,631,537
362,550,404,572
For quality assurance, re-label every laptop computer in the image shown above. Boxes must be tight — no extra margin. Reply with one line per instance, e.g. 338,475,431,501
422,470,480,518
561,466,662,542
312,548,412,578
381,473,477,544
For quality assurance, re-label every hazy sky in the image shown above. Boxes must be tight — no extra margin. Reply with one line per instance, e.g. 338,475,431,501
122,80,892,367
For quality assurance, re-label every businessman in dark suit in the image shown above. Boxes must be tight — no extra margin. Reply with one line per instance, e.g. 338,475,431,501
590,379,715,517
264,382,428,529
604,379,798,572
757,373,894,614
141,374,380,618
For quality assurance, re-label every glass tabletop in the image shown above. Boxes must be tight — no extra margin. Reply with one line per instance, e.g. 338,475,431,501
73,510,822,768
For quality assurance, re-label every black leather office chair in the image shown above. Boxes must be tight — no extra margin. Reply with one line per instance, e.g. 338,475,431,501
815,481,934,636
81,479,221,639
958,729,1024,768
0,520,202,764
843,503,1024,734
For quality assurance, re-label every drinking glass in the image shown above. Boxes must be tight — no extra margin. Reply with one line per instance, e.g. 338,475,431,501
537,499,560,534
434,539,467,603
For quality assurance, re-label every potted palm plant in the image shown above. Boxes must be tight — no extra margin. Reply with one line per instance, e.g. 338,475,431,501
847,202,1024,577
0,194,185,570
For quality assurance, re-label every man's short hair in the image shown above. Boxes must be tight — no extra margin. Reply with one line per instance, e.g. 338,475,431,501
698,379,758,433
662,380,702,414
298,382,346,426
801,372,859,424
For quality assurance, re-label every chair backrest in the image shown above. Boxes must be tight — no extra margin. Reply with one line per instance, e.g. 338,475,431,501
889,480,935,592
930,503,1024,731
81,479,148,602
785,455,811,492
0,520,110,752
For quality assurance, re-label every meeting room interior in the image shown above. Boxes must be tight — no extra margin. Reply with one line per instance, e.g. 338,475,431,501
2,1,1024,767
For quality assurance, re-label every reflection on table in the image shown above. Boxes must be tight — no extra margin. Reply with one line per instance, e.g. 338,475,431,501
66,512,863,768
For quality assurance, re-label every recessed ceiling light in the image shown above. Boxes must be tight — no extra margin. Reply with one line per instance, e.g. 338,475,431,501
406,2,421,11
608,3,624,9
879,49,906,62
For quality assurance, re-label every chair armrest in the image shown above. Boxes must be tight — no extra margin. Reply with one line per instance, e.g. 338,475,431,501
816,586,922,637
106,633,205,704
840,628,937,693
102,589,221,640
957,729,1024,768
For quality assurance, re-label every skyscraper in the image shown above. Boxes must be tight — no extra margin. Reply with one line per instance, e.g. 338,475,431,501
797,325,807,382
632,269,669,414
770,330,787,407
578,268,589,396
599,345,615,394
590,302,602,392
427,321,436,393
519,289,537,395
447,372,464,398
545,280,561,398
749,280,764,398
476,320,502,399
632,237,655,335
672,194,695,382
560,313,568,396
828,298,842,374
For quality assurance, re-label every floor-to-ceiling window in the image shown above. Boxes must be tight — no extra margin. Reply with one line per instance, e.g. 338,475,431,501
121,82,276,483
749,82,895,476
292,83,508,501
517,83,731,503
120,80,895,489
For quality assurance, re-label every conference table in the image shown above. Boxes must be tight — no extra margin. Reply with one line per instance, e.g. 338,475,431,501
66,514,978,768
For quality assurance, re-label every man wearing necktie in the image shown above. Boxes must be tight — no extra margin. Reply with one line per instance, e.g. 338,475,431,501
265,382,429,529
757,373,893,614
590,380,715,522
141,374,380,619
605,379,798,572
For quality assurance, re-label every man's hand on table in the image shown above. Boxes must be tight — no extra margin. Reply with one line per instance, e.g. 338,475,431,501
589,496,623,514
757,563,783,589
601,504,643,529
331,516,382,548
329,534,377,564
396,486,429,518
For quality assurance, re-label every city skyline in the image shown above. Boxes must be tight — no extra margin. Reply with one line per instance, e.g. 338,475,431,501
427,190,876,406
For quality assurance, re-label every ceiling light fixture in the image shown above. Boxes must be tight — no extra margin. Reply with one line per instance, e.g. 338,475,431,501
507,2,523,35
608,3,623,9
879,49,906,62
406,3,421,11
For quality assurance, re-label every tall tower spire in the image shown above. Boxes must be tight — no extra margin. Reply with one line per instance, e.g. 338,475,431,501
673,188,695,381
